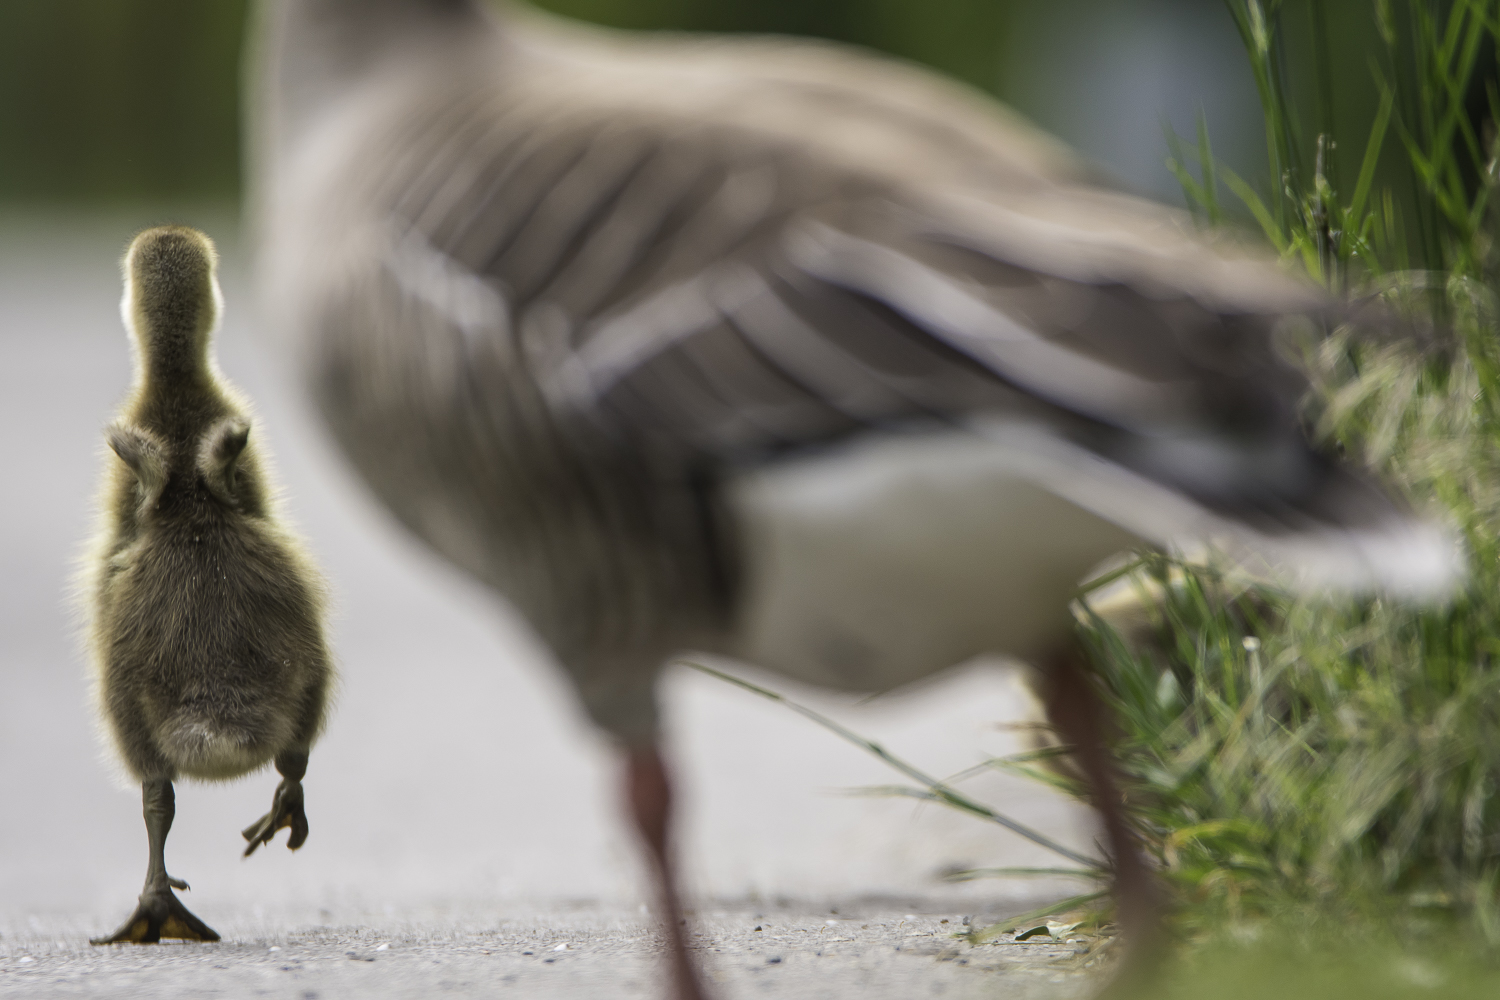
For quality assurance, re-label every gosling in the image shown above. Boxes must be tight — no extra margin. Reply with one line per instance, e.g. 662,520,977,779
85,226,333,945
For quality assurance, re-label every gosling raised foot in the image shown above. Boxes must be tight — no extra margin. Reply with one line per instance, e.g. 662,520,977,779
242,752,310,857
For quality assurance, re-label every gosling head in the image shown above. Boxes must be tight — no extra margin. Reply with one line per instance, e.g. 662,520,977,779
121,226,224,382
109,227,262,517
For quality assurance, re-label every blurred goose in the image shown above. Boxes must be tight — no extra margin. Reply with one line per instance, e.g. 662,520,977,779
251,1,1460,992
85,227,333,945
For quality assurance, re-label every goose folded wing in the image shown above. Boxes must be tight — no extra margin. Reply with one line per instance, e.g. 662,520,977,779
355,90,1405,545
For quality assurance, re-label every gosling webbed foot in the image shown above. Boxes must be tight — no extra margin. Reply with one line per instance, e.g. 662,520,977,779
241,777,307,857
91,886,220,944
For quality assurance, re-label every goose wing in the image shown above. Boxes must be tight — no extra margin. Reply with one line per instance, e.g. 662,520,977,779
356,47,1330,466
306,20,1434,572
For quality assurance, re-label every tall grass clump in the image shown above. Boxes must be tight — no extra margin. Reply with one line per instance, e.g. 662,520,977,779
1084,0,1500,946
694,0,1500,968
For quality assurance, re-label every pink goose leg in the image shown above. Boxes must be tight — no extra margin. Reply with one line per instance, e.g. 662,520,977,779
625,745,708,1000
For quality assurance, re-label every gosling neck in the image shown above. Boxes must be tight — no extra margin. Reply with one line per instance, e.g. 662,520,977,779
135,333,213,393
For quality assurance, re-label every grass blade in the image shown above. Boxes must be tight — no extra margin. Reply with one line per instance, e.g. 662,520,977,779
943,866,1104,883
681,659,1104,870
1347,82,1395,227
1197,110,1222,224
1221,165,1289,252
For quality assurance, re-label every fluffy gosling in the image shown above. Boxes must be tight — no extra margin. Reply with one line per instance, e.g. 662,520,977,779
85,226,333,945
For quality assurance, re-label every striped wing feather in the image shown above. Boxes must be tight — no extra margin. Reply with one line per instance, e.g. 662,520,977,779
259,3,1461,731
295,10,1421,573
340,26,1362,533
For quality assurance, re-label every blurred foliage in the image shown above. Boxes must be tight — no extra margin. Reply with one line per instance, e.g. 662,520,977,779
1147,931,1500,999
1175,0,1500,282
0,1,249,202
0,0,1434,207
0,0,1014,204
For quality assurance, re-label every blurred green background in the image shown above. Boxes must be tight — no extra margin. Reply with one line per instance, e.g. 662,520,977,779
0,0,1397,207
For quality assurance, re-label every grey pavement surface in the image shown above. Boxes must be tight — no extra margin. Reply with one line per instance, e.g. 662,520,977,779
0,210,1102,997
1,902,1103,999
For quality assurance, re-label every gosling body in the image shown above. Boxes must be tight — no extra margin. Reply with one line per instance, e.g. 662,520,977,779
86,226,332,944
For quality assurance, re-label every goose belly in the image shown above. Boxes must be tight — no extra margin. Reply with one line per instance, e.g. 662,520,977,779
725,429,1140,691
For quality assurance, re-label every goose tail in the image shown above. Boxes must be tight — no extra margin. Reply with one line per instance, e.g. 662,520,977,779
973,419,1466,601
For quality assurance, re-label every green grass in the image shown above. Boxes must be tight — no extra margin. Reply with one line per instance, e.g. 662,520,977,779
1073,0,1500,959
1150,931,1500,999
1086,0,1500,948
1068,2,1500,949
696,0,1500,986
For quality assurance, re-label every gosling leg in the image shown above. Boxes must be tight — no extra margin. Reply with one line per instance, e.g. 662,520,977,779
625,745,707,1000
242,751,309,856
92,778,220,944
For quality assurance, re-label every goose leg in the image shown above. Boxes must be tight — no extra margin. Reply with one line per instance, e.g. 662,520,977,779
92,778,220,944
242,751,309,856
625,745,707,1000
1043,647,1163,982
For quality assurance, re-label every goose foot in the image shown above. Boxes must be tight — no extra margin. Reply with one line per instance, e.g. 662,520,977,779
91,885,220,944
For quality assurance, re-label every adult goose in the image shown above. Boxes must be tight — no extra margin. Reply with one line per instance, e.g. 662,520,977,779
250,1,1459,994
